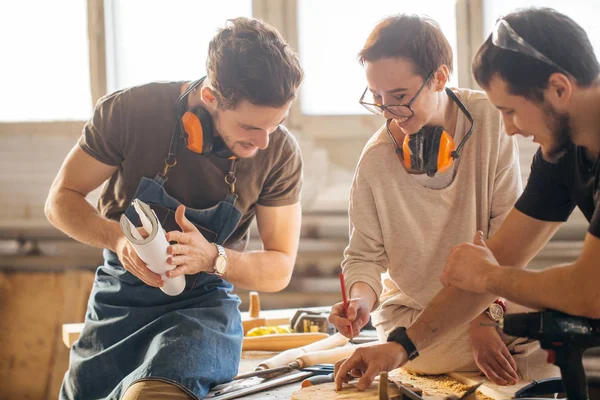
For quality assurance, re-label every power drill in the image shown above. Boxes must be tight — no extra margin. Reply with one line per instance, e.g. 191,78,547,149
502,310,600,399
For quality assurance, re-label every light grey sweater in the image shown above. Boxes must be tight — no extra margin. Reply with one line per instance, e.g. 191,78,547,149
342,88,522,330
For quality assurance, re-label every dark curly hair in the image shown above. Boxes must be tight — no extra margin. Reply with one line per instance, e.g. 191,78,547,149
206,17,303,109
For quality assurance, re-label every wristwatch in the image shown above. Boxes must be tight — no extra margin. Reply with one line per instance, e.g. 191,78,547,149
387,327,419,361
212,243,228,276
485,299,506,322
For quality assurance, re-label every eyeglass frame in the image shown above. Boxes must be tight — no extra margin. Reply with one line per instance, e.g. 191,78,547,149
492,19,571,77
359,69,436,118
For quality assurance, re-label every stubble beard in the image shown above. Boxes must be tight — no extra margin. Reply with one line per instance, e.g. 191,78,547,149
542,101,571,163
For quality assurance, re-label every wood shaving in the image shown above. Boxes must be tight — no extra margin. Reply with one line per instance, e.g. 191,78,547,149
389,369,494,400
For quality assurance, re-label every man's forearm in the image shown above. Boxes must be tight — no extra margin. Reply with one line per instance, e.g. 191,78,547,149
45,188,123,252
407,287,496,350
223,249,294,292
484,262,599,318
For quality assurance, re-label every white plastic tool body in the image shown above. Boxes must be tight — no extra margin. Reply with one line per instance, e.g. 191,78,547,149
119,199,185,296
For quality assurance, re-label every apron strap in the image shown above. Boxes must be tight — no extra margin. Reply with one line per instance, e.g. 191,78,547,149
224,158,239,195
161,78,208,180
160,123,180,180
153,174,167,186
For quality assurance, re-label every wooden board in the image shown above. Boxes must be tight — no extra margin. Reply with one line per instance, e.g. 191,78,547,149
291,381,402,400
389,369,476,399
0,270,94,400
291,369,512,400
449,372,530,400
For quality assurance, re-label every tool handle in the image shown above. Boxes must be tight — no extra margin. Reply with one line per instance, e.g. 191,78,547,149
259,333,349,369
297,345,356,368
301,373,334,388
554,347,589,400
248,291,261,318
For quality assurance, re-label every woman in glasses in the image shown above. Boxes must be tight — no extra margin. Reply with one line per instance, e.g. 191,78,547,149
329,14,556,387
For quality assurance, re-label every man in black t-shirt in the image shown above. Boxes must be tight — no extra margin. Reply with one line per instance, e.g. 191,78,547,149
334,7,600,391
440,7,600,314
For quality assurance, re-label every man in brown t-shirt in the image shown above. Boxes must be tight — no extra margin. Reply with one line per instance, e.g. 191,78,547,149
46,17,304,400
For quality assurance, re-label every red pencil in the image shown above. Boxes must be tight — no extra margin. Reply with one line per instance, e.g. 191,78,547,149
339,273,355,344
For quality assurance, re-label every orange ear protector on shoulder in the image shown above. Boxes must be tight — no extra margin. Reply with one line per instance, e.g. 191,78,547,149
390,88,474,177
175,77,234,159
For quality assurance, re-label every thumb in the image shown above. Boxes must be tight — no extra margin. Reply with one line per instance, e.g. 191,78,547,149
175,205,195,232
473,230,486,247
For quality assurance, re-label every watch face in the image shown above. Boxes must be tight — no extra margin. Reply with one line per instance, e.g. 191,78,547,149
488,303,504,321
215,255,227,274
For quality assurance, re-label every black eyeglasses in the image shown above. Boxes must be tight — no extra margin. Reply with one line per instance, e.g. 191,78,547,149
359,69,435,118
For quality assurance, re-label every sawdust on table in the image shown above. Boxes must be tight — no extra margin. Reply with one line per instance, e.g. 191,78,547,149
389,369,494,400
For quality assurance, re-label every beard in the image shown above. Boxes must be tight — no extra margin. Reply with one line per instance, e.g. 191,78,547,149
222,134,260,159
213,111,260,159
541,101,571,163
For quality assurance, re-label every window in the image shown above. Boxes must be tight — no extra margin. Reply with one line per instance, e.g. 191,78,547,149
483,0,600,55
0,1,92,122
106,0,252,92
297,0,458,115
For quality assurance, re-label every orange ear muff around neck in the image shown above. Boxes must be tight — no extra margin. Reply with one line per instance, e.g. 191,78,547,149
436,130,455,174
402,137,412,169
181,111,205,153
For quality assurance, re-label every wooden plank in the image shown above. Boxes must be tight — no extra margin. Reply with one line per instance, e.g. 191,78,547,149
449,372,530,400
47,270,95,399
291,380,403,400
0,272,62,399
0,270,94,400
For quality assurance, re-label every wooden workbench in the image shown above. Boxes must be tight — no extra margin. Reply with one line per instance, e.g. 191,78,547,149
61,306,533,399
231,350,531,400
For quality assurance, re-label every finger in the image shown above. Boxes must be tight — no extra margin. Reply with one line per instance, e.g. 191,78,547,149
127,252,163,285
165,230,191,244
339,327,353,339
486,357,510,385
328,304,350,325
167,243,192,256
328,311,350,326
167,255,192,266
125,257,162,287
333,358,346,390
137,267,163,287
136,227,150,239
175,205,196,233
473,230,486,247
335,352,363,391
133,257,162,284
479,362,507,386
501,346,519,377
329,303,345,317
349,368,364,378
356,365,379,391
166,265,189,278
329,316,353,338
352,319,364,334
494,352,519,383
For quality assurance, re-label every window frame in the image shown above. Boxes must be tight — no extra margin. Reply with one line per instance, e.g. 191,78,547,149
251,0,485,140
0,0,484,139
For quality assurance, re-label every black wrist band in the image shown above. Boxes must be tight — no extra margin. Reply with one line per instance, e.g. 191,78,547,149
387,326,419,361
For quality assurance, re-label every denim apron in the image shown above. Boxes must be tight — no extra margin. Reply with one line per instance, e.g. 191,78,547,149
60,133,244,399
